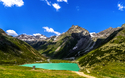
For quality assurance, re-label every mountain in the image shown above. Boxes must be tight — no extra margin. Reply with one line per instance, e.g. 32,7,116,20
77,24,125,77
90,27,120,40
15,25,122,60
27,25,95,59
0,29,45,64
22,25,121,59
78,26,124,67
16,34,47,41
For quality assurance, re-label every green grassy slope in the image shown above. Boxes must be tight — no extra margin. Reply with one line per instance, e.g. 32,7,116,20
0,29,45,64
85,62,125,78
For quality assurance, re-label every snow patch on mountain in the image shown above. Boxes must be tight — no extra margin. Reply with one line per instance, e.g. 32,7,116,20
90,32,96,37
73,46,77,50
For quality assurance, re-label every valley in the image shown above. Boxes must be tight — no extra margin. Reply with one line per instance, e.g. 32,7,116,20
0,24,125,78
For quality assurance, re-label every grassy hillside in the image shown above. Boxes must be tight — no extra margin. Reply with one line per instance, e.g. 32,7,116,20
78,27,125,77
0,65,84,78
0,29,45,64
80,62,125,78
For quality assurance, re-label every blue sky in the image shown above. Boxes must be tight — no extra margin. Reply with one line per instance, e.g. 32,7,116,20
0,0,125,37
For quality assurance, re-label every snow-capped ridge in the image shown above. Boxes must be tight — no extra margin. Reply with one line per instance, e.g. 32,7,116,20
16,34,47,41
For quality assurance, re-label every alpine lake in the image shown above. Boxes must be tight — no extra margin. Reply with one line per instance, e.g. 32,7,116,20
20,63,80,71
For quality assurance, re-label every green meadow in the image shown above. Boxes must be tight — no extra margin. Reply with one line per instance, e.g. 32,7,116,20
80,62,125,78
0,65,84,78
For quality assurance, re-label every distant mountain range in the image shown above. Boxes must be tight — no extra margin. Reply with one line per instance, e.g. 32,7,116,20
16,26,120,42
15,25,121,59
16,34,47,41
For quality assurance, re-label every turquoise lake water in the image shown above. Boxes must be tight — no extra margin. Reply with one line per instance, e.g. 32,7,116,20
20,63,80,71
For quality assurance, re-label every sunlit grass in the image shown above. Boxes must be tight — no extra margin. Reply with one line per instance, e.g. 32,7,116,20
81,62,125,78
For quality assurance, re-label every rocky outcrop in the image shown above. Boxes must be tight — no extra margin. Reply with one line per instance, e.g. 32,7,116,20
90,27,121,39
67,25,90,36
0,29,7,36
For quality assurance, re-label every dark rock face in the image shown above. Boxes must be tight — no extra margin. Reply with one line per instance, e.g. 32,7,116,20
63,25,94,57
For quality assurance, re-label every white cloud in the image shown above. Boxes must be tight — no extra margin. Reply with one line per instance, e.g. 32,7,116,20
41,0,68,11
6,30,18,36
52,3,61,11
33,33,41,36
41,0,51,6
45,0,51,6
57,0,67,3
118,3,125,11
43,27,61,35
0,0,24,7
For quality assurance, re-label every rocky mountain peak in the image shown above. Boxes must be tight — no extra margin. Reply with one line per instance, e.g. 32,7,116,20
71,25,79,28
67,25,90,36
